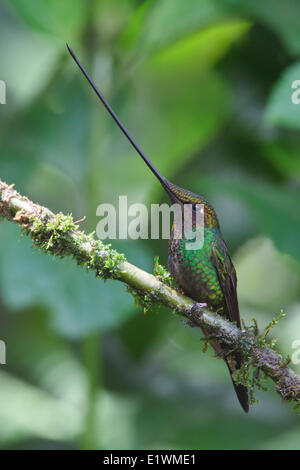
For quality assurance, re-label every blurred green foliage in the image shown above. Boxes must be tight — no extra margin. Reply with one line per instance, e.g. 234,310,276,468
0,0,300,450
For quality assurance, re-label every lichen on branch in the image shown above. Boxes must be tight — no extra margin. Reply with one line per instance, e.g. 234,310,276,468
0,178,299,407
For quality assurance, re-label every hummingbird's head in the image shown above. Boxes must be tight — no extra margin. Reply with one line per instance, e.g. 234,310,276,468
162,180,220,229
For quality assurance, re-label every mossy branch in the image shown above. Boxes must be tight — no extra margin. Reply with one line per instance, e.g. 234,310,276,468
0,178,299,406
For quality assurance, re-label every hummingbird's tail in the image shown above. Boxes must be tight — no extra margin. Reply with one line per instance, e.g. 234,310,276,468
202,327,249,412
225,355,249,413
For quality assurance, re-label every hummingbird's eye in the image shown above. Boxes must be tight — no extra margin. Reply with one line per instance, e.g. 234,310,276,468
192,203,201,211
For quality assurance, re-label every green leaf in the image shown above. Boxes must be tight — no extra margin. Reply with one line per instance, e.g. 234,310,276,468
147,21,251,77
235,237,300,310
0,13,60,106
221,0,300,56
130,0,229,57
261,142,300,177
265,62,300,130
0,370,81,443
16,77,92,185
9,0,85,39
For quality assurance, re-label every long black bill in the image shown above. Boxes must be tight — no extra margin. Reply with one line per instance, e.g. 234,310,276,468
67,44,170,191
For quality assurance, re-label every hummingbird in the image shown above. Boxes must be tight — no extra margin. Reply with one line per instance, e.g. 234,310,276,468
67,44,249,413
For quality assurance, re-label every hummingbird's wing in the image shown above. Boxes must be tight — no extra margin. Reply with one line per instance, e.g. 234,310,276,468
211,241,249,413
211,241,241,328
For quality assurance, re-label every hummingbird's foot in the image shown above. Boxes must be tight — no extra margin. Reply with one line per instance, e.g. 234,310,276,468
176,286,186,295
189,302,207,321
197,302,207,308
187,302,207,328
190,302,207,311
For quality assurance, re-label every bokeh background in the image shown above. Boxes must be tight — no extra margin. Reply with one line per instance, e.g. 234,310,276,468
0,0,300,450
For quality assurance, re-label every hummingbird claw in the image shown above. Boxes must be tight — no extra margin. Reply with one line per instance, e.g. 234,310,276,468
189,302,207,321
191,302,207,312
176,286,186,295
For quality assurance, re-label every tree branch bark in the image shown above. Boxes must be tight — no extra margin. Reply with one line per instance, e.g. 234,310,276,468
0,178,299,405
